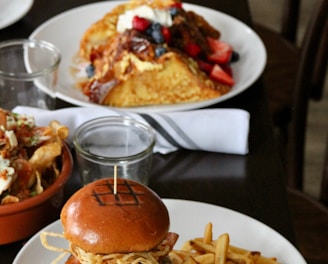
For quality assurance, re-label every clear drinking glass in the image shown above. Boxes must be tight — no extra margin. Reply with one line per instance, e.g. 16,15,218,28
73,116,156,185
0,39,61,110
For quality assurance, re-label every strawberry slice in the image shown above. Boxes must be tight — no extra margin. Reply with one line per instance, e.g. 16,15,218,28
161,27,171,44
184,43,201,58
220,64,233,77
207,37,233,64
208,52,232,65
210,64,235,86
197,59,213,74
170,2,183,8
132,16,150,32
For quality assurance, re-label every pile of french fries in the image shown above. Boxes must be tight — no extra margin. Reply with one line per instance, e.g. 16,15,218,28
169,223,279,264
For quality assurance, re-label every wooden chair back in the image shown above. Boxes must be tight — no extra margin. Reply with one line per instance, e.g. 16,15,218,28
321,133,328,206
281,0,301,43
286,0,328,191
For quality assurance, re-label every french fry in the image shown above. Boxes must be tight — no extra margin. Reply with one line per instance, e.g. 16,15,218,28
229,245,252,255
256,256,279,264
214,233,229,264
170,223,279,264
184,256,199,264
169,251,185,264
181,241,196,252
191,239,215,254
203,222,213,244
194,253,215,264
227,251,253,264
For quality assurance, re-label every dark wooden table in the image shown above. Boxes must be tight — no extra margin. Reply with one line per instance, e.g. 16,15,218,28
0,1,295,263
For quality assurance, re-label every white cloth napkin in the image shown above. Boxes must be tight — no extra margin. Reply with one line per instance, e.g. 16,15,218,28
13,106,250,155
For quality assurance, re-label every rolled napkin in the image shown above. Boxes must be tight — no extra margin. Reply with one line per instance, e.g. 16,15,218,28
12,106,250,155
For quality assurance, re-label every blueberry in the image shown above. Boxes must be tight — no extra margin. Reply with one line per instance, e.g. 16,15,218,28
155,46,167,57
152,29,165,44
151,22,162,31
169,7,179,17
230,51,240,63
145,22,162,37
145,22,165,43
85,64,95,78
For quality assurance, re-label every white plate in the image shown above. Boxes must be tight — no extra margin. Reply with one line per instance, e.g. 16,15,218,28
13,199,305,264
0,0,34,30
30,1,266,113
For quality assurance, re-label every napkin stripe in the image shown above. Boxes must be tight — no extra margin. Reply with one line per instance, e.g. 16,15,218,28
140,114,182,148
160,114,200,149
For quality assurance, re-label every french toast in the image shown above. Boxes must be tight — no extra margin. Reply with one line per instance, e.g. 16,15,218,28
78,0,237,107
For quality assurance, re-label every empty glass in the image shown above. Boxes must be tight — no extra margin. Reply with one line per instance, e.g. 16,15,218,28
0,39,61,110
73,116,156,185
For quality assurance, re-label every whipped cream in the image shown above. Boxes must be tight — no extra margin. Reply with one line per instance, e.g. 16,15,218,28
117,5,173,33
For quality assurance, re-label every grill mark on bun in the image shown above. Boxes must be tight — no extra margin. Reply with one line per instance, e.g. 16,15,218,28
91,179,146,206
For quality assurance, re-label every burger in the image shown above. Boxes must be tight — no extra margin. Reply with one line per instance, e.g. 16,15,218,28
60,178,178,264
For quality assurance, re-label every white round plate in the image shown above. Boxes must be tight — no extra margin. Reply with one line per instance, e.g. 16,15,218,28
0,0,34,30
30,1,266,113
13,199,305,264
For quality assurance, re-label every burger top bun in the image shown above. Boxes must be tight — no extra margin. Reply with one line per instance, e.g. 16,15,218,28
60,178,169,255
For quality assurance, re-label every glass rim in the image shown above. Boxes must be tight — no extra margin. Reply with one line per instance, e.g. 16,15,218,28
73,116,156,163
0,39,61,80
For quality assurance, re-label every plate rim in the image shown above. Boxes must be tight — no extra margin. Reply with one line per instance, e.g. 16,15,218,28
29,1,267,113
0,0,34,30
13,198,306,264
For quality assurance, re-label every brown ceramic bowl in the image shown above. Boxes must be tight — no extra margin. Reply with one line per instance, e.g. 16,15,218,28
0,143,73,245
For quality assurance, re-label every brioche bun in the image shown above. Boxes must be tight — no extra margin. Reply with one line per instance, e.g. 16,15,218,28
60,178,169,254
